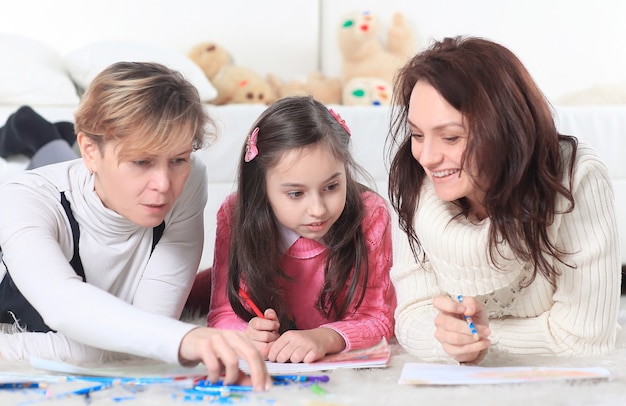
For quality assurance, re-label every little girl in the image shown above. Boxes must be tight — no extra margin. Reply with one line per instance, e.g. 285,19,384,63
205,96,395,363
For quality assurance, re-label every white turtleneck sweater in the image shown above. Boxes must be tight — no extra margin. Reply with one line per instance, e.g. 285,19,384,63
0,155,207,364
391,141,621,361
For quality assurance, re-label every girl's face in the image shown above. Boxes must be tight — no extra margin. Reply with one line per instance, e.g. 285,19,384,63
78,132,193,227
265,144,347,240
408,81,485,217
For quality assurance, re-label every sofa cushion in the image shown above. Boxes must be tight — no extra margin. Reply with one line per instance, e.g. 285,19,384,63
64,40,217,102
0,33,79,106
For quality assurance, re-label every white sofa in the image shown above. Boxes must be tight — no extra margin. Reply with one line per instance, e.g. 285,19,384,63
1,104,624,269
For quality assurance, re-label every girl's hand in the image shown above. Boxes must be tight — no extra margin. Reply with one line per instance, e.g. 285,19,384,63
432,295,491,363
266,327,346,363
178,327,271,392
245,308,280,351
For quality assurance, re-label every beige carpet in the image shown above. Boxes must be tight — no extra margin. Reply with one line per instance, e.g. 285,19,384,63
1,298,625,405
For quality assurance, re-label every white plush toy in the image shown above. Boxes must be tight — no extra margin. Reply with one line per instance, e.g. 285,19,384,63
337,10,415,105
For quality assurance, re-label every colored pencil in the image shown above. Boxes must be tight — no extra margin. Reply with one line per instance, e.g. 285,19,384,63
0,382,46,389
272,374,330,383
239,288,265,318
456,295,480,341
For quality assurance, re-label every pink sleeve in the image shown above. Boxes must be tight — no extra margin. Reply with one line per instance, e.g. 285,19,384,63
207,194,248,331
320,192,396,351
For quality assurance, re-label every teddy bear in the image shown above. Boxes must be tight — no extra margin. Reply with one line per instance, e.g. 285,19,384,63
210,65,277,105
188,41,233,80
188,41,276,105
267,71,342,105
337,10,415,105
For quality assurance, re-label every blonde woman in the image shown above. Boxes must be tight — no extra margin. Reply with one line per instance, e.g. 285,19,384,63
0,62,270,390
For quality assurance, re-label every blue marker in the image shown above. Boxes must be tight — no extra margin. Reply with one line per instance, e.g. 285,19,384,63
53,382,113,404
0,382,46,389
192,380,254,393
456,295,479,341
272,375,330,383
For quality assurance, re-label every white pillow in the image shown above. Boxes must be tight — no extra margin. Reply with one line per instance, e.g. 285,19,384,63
0,33,80,106
64,41,217,102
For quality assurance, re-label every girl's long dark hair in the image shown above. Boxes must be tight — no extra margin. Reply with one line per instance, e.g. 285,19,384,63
386,36,577,285
228,96,372,331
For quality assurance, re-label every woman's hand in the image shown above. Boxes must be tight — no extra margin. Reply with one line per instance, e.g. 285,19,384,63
245,308,280,352
266,327,346,363
432,295,491,363
178,327,271,391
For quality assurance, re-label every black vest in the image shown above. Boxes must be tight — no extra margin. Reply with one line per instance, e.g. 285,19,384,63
0,192,165,332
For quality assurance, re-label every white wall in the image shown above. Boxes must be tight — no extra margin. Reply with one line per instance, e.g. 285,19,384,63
2,0,320,80
4,0,626,104
321,0,626,104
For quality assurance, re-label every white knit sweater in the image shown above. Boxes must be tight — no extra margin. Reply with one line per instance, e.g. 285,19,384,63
391,141,622,361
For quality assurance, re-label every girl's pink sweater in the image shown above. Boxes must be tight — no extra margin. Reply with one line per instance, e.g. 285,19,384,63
207,191,396,351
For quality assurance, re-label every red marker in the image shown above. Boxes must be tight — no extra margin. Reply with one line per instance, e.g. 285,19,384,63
239,288,265,319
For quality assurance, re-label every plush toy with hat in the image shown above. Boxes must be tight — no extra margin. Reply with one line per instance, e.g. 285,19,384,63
337,10,415,105
342,77,393,106
188,41,276,105
267,71,342,105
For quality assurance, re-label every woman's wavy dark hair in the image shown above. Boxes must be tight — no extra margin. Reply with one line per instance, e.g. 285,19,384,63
386,36,577,286
228,96,372,331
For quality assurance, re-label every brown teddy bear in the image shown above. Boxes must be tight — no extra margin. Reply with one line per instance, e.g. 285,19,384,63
188,41,276,105
337,10,415,105
210,65,276,105
188,41,232,80
267,71,342,105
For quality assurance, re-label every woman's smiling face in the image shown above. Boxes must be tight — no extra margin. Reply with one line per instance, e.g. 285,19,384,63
408,80,485,216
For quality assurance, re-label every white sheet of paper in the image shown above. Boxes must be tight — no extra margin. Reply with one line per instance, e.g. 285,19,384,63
29,356,207,378
29,338,391,377
399,363,611,385
239,338,391,374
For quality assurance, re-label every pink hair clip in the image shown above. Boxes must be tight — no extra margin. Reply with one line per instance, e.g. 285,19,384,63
245,127,259,162
329,108,351,136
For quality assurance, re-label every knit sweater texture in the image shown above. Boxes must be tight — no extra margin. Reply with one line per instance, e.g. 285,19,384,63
391,141,621,361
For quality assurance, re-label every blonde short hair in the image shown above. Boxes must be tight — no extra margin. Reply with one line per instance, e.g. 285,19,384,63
74,61,213,161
